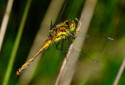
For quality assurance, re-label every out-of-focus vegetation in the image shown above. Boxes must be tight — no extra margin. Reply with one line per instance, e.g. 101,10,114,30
0,0,125,85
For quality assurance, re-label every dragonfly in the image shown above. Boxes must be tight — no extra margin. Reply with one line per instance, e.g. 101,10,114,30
16,19,76,76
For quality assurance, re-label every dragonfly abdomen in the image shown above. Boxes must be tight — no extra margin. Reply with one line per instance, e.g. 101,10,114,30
16,39,52,76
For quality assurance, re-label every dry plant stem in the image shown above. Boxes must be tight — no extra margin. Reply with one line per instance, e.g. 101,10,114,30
19,0,65,85
0,0,14,51
113,57,125,85
2,0,32,85
55,23,81,85
55,0,98,85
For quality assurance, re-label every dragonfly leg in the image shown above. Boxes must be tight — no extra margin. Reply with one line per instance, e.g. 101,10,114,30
67,36,71,44
56,39,67,53
61,39,68,53
68,33,75,39
61,39,64,51
56,40,61,50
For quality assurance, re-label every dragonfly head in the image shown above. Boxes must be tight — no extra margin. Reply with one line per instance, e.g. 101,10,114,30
64,19,76,32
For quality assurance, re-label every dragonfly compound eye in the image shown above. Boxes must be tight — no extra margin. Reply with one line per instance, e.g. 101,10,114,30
65,21,69,26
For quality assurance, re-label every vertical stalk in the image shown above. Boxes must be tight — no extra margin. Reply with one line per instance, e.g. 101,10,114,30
113,57,125,85
2,0,32,85
0,0,14,51
55,0,98,84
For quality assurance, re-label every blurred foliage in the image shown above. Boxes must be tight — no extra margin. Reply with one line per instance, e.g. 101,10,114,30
0,0,125,85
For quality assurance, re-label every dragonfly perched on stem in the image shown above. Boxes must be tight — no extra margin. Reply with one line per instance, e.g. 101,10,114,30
16,19,76,76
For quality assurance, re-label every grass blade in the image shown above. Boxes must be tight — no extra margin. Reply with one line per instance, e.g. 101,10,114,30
0,0,14,51
2,0,32,85
113,57,125,85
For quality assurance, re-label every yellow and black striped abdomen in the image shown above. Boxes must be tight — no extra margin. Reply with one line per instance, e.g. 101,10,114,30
16,39,52,76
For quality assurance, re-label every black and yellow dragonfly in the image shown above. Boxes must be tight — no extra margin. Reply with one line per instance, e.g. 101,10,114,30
16,19,76,76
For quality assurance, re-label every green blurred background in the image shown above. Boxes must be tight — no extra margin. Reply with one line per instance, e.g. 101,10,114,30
0,0,125,85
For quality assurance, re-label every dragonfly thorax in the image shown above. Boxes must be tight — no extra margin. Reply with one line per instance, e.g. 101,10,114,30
48,19,76,42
